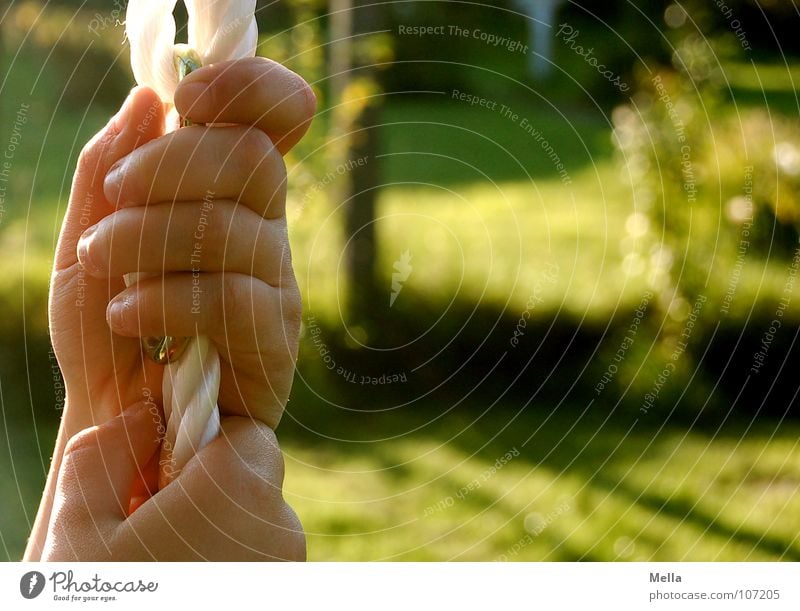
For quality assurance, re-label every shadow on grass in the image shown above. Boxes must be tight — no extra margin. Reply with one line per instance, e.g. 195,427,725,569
591,473,800,561
2,292,800,560
284,296,800,559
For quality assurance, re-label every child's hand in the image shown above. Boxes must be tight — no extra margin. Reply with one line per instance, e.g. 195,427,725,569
50,58,316,432
42,402,304,561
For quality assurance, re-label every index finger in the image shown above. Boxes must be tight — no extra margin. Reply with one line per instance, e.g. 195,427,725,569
174,57,316,155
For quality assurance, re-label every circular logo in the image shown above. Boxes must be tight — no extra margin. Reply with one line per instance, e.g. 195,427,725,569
19,571,45,599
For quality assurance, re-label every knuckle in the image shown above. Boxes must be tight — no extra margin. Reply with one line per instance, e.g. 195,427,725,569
255,221,292,287
256,149,286,193
280,251,297,289
239,126,274,162
63,428,99,461
77,129,114,176
242,464,282,509
282,285,302,338
239,127,286,205
227,424,284,494
85,221,111,262
257,154,287,217
236,128,286,204
204,204,235,260
118,157,145,202
220,274,257,339
77,142,95,173
100,207,137,250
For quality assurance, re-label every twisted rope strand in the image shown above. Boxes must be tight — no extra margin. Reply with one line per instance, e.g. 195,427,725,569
126,46,221,489
159,335,221,487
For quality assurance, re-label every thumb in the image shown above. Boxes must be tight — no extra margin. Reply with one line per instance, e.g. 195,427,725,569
54,86,165,270
57,402,161,525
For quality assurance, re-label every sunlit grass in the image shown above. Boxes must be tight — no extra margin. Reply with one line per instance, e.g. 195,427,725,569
282,408,800,561
3,401,798,561
289,158,800,328
723,61,800,93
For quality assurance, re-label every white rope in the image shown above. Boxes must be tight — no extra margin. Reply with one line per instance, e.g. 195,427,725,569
121,276,222,488
124,0,258,489
159,336,221,487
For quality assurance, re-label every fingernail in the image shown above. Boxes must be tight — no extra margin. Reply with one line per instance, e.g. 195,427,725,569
107,297,130,332
104,160,124,204
77,225,103,276
176,81,212,117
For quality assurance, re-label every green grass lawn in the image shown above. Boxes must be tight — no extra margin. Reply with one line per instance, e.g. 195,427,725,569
283,405,800,561
4,387,799,561
290,155,800,328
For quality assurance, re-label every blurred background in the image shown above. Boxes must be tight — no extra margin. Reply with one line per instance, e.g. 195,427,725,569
1,0,800,560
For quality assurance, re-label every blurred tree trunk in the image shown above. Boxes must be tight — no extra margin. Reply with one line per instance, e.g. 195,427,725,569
345,103,380,323
329,0,385,324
